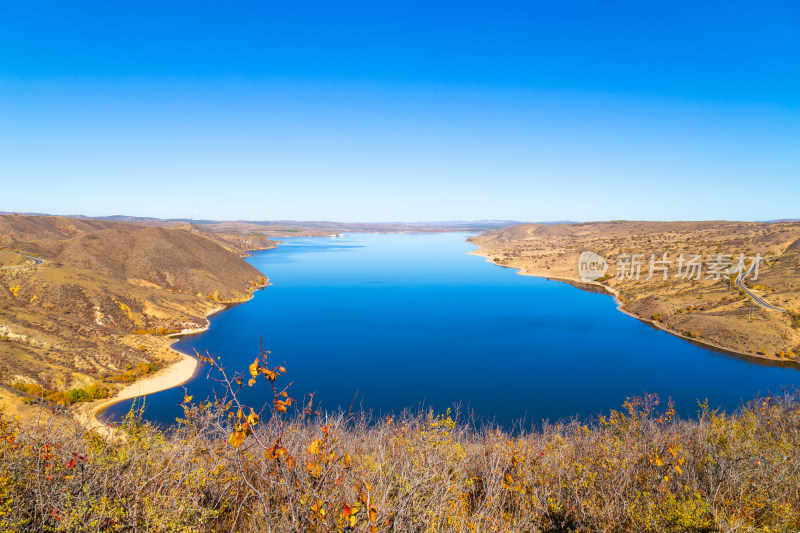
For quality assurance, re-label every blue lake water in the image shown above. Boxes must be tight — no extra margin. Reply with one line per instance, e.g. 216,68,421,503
102,232,800,429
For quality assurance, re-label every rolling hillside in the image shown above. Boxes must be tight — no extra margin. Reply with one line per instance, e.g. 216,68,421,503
0,215,271,407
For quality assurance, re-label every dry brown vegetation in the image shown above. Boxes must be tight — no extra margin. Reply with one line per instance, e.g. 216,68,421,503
0,215,271,403
470,221,800,359
1,351,798,532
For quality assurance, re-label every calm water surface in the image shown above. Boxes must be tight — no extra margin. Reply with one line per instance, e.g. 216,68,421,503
102,233,800,429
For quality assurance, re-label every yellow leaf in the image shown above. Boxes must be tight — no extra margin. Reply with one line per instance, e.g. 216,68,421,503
307,439,322,455
228,431,245,448
342,453,352,468
249,358,259,378
247,409,259,426
655,457,664,467
675,465,682,475
183,395,193,403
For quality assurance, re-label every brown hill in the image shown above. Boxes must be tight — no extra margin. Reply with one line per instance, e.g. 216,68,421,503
0,215,270,402
57,226,263,299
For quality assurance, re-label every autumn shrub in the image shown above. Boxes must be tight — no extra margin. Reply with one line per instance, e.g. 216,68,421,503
1,349,799,532
106,362,159,383
12,382,110,406
131,327,180,336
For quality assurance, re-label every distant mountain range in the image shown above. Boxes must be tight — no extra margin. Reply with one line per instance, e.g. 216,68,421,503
0,213,534,232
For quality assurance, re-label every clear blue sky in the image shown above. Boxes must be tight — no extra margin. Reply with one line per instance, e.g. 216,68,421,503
1,1,798,222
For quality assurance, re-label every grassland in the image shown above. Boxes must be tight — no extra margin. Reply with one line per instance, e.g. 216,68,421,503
0,251,33,268
469,221,800,361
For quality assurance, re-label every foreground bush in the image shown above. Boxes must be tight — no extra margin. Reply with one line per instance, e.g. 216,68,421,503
1,350,798,532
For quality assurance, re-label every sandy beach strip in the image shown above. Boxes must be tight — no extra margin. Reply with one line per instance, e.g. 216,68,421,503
73,303,230,438
74,348,199,438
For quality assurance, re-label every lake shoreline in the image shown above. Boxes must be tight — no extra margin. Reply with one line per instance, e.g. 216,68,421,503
74,287,268,438
467,249,797,367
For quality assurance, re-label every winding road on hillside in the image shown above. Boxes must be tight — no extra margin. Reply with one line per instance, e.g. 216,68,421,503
0,251,45,270
735,256,785,312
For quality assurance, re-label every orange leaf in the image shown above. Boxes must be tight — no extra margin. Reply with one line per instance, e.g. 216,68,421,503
183,395,193,403
369,504,377,522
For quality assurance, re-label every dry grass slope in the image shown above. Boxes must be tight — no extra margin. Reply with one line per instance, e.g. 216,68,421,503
0,215,270,406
